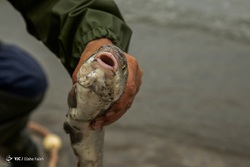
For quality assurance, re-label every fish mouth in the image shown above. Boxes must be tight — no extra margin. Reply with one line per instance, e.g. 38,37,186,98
95,52,118,72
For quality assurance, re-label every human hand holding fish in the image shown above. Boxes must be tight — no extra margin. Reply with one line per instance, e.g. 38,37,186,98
65,39,142,167
72,38,143,129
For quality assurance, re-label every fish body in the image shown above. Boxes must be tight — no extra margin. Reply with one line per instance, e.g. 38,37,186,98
64,44,128,167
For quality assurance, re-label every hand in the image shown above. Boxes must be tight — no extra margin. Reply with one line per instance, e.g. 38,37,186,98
72,38,143,129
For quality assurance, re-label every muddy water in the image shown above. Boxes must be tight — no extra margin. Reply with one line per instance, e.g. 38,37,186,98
1,1,250,167
116,0,250,43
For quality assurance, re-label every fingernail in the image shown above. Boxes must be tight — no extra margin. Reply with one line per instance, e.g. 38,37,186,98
105,111,115,117
92,123,103,130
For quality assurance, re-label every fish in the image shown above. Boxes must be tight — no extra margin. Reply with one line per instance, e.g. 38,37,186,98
64,44,128,167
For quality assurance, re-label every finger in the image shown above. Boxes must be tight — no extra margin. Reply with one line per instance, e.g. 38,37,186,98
90,92,129,129
90,117,105,129
91,108,126,129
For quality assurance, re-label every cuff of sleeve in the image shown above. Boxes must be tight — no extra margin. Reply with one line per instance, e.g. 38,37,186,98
78,26,119,55
71,26,132,68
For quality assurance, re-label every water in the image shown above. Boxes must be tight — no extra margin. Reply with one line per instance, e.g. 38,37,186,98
1,1,250,167
115,0,250,43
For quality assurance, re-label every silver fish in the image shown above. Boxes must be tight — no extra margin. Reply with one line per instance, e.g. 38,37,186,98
64,44,128,167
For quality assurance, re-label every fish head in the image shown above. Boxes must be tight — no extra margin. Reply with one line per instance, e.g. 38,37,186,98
77,44,128,102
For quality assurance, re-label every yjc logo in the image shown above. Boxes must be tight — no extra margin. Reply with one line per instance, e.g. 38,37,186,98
14,157,22,161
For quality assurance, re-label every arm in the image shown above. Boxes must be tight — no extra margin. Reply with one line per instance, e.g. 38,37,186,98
8,0,142,128
8,0,132,75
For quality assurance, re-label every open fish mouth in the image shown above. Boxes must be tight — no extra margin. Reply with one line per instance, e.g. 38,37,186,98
95,52,118,72
77,44,128,102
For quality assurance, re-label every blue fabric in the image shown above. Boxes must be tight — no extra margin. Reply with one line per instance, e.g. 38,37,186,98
0,43,48,97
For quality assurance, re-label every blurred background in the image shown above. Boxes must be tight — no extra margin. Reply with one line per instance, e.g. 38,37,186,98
1,0,250,166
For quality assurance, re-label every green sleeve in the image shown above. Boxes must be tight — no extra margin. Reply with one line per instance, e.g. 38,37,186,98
8,0,132,75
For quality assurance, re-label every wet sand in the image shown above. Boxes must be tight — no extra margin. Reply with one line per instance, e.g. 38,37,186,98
1,1,250,167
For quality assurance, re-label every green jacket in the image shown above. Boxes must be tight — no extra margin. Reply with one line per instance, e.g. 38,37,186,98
8,0,132,75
